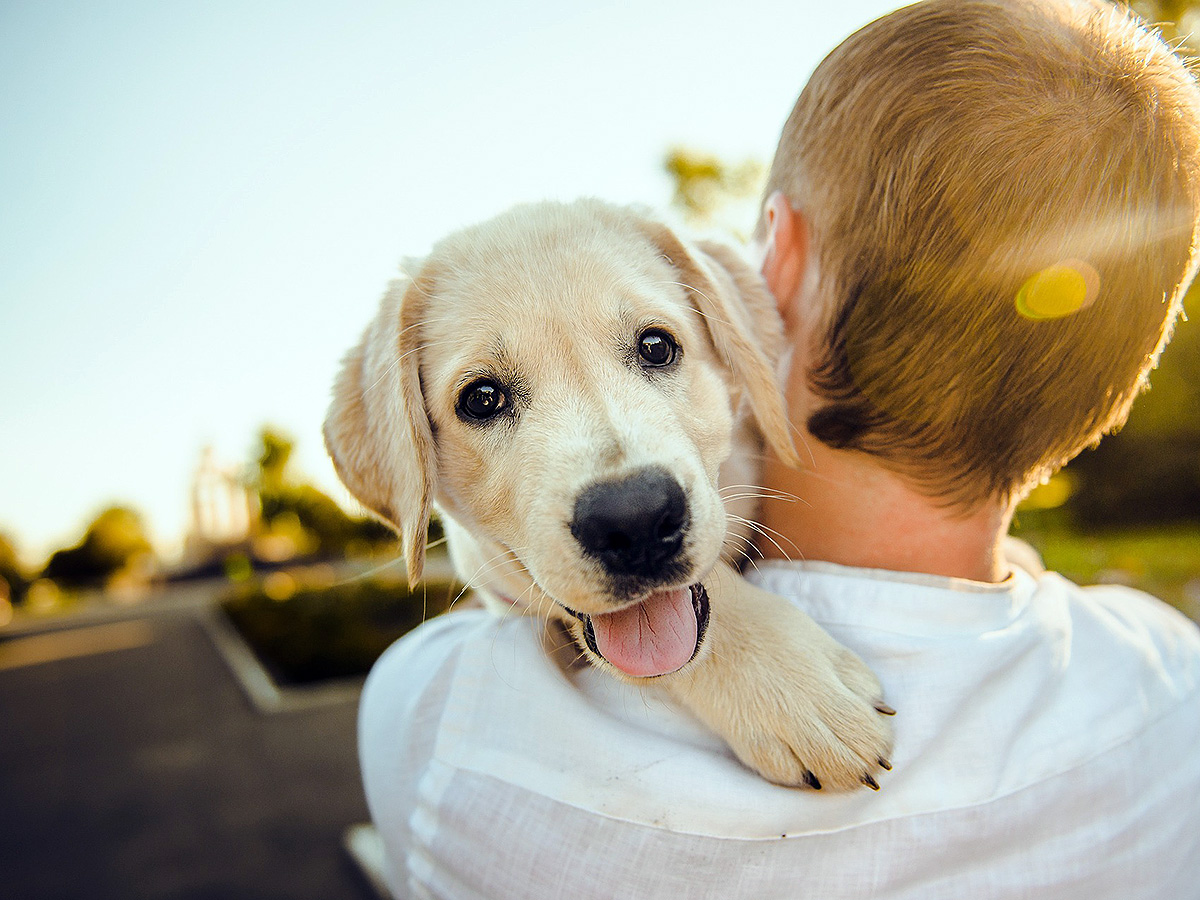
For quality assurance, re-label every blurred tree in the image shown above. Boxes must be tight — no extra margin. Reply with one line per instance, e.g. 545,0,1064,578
250,426,394,558
41,507,155,589
0,531,30,603
664,148,764,234
257,428,292,494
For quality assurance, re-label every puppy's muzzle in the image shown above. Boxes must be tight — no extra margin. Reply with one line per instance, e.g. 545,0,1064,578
569,466,689,580
564,467,706,677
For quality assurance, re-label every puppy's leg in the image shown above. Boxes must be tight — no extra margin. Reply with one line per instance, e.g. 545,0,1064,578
661,562,894,791
450,518,894,790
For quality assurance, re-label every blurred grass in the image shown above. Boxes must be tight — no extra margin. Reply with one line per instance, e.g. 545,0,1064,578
1013,521,1200,621
221,570,463,685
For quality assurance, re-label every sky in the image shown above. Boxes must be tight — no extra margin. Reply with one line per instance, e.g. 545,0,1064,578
0,0,900,565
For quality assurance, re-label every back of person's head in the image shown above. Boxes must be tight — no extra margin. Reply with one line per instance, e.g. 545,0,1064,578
763,0,1200,507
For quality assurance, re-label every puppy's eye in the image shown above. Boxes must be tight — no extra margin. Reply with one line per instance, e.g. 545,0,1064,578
637,329,678,368
457,379,509,422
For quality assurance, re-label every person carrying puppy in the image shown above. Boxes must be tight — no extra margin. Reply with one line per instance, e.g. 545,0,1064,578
358,1,1200,896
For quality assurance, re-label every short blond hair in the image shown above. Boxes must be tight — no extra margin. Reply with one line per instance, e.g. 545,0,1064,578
764,0,1200,505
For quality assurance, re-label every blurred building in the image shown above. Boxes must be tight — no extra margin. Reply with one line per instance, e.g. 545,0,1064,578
183,447,258,565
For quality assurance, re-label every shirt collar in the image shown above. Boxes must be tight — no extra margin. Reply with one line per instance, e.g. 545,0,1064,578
747,559,1036,637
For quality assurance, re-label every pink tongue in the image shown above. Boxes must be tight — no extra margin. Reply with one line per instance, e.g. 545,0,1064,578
591,587,697,677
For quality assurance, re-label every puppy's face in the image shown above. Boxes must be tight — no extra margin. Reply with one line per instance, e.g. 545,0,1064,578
420,213,735,617
325,201,796,678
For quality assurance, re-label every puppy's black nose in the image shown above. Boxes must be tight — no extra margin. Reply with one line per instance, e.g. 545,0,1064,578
570,467,689,579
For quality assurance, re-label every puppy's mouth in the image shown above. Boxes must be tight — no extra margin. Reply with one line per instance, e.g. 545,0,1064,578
562,583,710,678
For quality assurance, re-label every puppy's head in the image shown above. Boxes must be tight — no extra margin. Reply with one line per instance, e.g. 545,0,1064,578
325,200,796,676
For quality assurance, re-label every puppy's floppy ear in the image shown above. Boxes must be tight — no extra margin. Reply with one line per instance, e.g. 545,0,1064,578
324,270,436,585
641,220,801,468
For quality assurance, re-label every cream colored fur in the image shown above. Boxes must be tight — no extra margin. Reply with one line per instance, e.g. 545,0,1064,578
325,199,892,789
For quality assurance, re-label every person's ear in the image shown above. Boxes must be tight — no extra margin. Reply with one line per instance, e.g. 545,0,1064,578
760,191,809,322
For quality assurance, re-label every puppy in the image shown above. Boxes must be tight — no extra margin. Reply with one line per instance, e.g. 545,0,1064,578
325,199,893,790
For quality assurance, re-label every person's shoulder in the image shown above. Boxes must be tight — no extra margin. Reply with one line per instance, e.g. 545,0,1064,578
1009,536,1200,657
368,607,496,683
1046,569,1198,640
360,608,518,738
1038,569,1200,694
365,605,532,688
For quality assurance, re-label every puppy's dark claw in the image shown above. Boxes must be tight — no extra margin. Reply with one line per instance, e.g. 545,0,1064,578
862,774,880,791
803,770,823,791
875,701,897,716
878,757,893,771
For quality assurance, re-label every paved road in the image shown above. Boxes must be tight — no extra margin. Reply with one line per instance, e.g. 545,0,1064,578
0,598,377,900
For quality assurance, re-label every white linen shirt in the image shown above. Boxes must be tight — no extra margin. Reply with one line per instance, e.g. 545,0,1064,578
358,558,1200,899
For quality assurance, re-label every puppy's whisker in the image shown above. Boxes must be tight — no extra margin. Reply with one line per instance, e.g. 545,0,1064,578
722,533,758,562
721,484,811,513
359,347,403,395
460,542,570,628
396,270,436,298
468,554,525,586
484,576,552,668
394,336,458,368
719,483,804,504
725,532,767,565
447,582,474,612
687,306,740,334
361,334,459,396
739,555,768,576
543,624,587,657
462,550,530,597
721,490,805,507
722,526,757,551
728,514,788,553
503,581,542,623
788,420,818,468
729,514,802,562
652,281,739,330
394,318,424,343
331,551,407,587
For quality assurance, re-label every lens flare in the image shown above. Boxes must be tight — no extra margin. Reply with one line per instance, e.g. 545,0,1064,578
1016,260,1100,320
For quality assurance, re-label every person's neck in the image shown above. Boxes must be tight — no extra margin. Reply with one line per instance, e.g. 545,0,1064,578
757,437,1013,583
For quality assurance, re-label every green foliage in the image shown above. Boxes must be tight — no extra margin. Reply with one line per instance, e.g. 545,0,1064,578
260,483,393,556
40,506,154,589
1013,522,1200,617
664,147,764,230
1060,287,1200,527
256,427,293,493
250,426,395,558
221,574,460,684
1066,434,1200,526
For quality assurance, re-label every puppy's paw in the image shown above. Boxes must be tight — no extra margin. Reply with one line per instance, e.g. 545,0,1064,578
664,567,894,791
720,636,894,791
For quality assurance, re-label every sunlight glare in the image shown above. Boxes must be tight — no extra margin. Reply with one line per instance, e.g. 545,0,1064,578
1015,259,1100,320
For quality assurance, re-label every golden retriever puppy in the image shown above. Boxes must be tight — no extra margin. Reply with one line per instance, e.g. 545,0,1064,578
325,199,893,790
